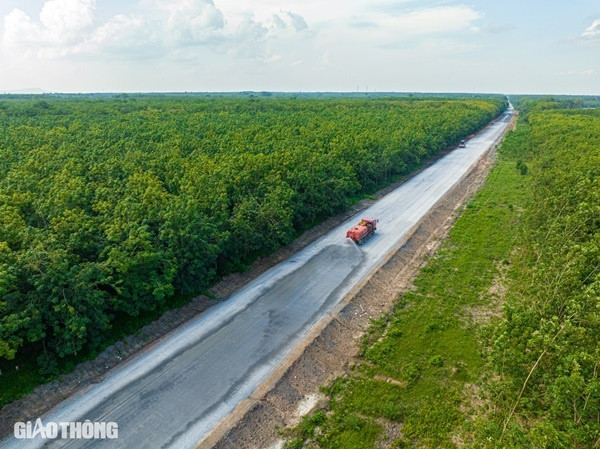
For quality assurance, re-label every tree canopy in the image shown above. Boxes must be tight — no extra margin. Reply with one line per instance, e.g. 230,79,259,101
0,95,507,368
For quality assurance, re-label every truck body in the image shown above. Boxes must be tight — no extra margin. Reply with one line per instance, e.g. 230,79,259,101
346,218,377,245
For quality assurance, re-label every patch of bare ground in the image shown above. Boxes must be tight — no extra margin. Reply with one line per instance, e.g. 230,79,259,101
373,375,407,388
201,128,512,449
456,376,508,447
452,433,465,447
458,257,515,446
376,418,404,449
469,260,509,326
459,383,485,420
295,393,326,422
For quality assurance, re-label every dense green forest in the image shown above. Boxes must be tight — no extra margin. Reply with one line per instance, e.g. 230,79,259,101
508,94,600,109
284,102,599,448
0,96,506,384
480,105,599,447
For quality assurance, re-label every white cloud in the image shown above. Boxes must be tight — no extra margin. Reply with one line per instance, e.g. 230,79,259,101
3,0,477,66
39,0,96,42
582,19,600,38
0,0,486,93
217,9,312,62
160,0,225,44
313,4,481,55
82,15,157,55
235,16,269,42
285,11,308,32
3,9,43,47
260,54,282,63
272,14,287,29
1,0,597,95
3,0,96,49
1,0,312,61
378,5,481,36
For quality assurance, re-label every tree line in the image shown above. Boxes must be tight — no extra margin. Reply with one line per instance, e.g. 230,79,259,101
481,104,599,447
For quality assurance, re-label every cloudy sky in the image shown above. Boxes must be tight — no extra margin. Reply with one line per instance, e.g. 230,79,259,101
0,0,599,94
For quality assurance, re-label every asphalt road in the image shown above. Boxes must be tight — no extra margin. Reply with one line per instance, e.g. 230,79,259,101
2,107,514,449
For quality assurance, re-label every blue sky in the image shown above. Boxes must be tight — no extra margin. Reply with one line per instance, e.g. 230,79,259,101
0,0,599,94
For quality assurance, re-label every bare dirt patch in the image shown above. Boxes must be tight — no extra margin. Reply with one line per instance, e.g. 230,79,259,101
373,375,407,388
469,260,510,326
200,128,512,449
295,393,325,420
459,382,485,419
376,418,404,449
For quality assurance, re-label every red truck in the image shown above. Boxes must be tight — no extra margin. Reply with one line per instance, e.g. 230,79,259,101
346,218,378,245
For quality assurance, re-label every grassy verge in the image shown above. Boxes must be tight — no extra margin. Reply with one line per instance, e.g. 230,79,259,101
284,127,531,448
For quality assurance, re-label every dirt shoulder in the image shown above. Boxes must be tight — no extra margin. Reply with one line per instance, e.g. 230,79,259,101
198,117,515,449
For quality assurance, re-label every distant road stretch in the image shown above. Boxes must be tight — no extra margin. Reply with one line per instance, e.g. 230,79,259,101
1,107,514,449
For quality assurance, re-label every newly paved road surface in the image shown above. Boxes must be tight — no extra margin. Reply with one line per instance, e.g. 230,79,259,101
2,107,514,449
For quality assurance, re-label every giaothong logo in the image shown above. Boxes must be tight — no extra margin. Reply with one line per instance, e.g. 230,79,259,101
14,419,118,440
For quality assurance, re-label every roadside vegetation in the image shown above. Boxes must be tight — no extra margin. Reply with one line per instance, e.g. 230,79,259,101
0,95,506,407
508,94,600,110
284,102,599,448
